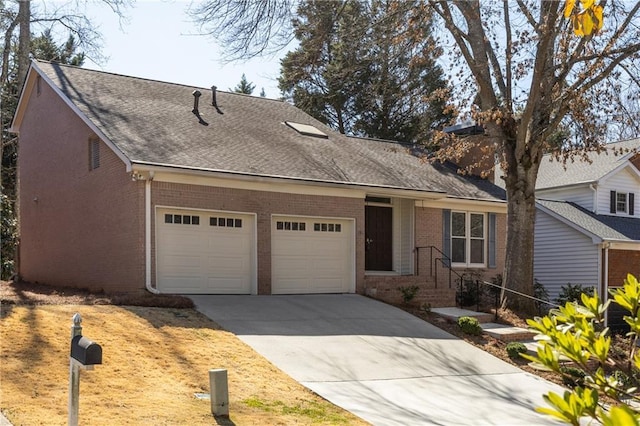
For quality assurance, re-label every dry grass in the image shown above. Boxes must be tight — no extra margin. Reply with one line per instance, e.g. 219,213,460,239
0,282,368,426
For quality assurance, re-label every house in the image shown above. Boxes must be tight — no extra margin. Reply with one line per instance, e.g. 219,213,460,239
533,139,640,327
10,60,507,306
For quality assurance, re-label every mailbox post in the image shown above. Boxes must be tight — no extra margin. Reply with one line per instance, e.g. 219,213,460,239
68,313,102,426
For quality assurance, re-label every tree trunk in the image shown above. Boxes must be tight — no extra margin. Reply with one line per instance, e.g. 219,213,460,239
17,0,31,88
501,142,539,313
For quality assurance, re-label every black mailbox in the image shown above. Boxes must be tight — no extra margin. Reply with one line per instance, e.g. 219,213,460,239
70,335,102,366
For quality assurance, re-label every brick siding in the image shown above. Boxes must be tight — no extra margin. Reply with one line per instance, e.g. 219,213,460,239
18,79,145,293
608,249,640,287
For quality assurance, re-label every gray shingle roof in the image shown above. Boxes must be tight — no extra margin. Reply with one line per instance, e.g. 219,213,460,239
537,199,640,242
34,60,505,202
537,139,640,190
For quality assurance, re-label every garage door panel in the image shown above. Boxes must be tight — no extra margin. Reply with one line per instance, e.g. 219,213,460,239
157,209,254,294
272,217,354,294
159,254,202,269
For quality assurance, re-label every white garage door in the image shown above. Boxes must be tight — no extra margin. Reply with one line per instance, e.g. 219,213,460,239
272,216,354,294
156,209,254,294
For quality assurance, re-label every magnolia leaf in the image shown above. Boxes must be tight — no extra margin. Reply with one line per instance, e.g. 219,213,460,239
601,405,640,426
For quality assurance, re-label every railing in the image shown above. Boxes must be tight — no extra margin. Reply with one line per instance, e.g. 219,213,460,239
460,279,560,321
415,246,463,289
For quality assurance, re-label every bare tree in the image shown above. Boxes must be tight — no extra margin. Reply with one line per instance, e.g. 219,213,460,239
429,1,640,309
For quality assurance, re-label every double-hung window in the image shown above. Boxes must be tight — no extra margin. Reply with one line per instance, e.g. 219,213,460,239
616,192,628,213
451,212,486,267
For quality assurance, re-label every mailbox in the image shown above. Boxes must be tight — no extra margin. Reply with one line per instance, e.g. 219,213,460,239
70,335,102,366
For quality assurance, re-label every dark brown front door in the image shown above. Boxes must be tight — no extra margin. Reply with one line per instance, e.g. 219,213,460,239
365,205,392,271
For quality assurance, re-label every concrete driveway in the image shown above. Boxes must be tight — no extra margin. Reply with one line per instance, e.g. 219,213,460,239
190,294,565,426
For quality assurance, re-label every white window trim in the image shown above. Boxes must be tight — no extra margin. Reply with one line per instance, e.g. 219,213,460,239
616,192,628,214
451,211,487,268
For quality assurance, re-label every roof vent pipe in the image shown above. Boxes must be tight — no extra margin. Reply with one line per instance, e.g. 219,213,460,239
211,86,224,115
192,90,208,126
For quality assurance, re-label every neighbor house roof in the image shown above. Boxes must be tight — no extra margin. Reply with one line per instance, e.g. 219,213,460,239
14,60,505,202
536,139,640,190
537,199,640,243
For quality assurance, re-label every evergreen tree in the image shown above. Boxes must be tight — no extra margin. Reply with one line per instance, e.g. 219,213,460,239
232,73,255,94
278,0,451,142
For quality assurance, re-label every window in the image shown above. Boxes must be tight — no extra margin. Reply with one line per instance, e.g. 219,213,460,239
284,121,328,139
314,222,342,232
89,138,100,170
616,192,628,213
210,217,242,228
276,221,306,231
451,212,485,266
165,214,200,225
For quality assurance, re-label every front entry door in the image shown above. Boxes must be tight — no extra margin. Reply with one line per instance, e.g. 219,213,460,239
365,205,392,271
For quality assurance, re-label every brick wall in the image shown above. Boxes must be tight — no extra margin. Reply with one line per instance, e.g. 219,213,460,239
608,249,640,288
151,182,365,294
18,78,145,293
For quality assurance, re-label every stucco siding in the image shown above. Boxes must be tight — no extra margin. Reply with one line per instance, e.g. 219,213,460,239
534,208,600,301
597,168,639,216
18,78,145,292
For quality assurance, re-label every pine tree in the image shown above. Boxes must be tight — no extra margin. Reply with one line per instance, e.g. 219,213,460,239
278,0,451,142
232,73,255,94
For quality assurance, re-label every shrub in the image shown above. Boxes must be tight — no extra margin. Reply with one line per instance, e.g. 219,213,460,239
398,285,419,304
457,316,482,335
555,283,594,305
458,278,480,307
534,278,551,314
559,366,586,388
506,342,527,359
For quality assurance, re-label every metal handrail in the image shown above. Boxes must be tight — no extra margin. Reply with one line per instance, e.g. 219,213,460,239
415,246,463,289
465,279,561,321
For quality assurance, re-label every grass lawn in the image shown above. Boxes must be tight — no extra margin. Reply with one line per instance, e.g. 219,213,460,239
0,301,368,425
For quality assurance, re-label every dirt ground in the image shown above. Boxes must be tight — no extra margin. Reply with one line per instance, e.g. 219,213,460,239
0,281,368,426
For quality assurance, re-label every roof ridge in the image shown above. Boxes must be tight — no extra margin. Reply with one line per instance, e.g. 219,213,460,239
34,59,285,104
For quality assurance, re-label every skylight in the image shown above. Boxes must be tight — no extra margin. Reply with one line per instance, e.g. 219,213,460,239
284,121,328,139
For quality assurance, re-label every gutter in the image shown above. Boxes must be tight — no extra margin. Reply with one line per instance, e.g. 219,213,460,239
144,172,160,294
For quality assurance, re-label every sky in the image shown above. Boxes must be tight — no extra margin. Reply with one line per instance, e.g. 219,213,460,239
41,1,290,99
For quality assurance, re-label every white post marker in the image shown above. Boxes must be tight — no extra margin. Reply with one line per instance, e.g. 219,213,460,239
209,369,229,417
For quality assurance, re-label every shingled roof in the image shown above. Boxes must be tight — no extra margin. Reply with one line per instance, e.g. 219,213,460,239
537,199,640,242
537,139,640,190
28,60,505,202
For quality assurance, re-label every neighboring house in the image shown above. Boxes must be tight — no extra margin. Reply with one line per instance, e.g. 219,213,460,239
533,139,640,327
10,60,507,306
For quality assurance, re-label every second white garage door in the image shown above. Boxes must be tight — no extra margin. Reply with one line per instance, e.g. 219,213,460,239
271,216,355,294
156,208,255,294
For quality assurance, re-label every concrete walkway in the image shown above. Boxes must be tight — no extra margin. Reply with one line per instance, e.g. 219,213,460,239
191,294,565,426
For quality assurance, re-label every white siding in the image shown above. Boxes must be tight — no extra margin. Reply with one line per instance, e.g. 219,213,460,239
597,167,639,216
399,198,414,275
534,209,600,302
389,198,415,275
537,186,594,211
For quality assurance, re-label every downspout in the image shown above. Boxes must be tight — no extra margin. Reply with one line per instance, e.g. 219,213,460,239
603,242,610,327
145,172,160,294
590,184,597,213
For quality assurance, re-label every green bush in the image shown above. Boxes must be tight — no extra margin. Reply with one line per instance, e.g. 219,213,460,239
559,366,586,388
555,283,594,305
506,342,527,359
457,316,482,335
398,285,419,304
